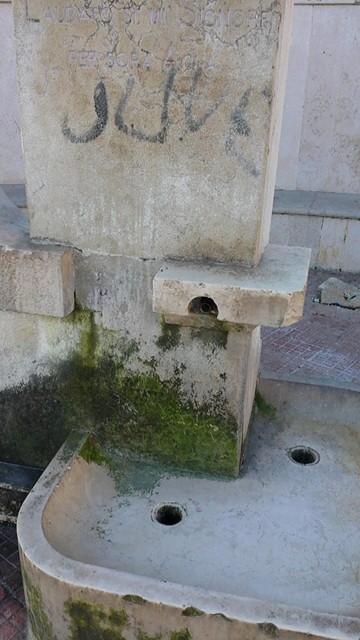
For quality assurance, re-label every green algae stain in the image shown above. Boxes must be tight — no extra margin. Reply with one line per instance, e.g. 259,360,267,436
65,599,129,640
191,327,228,350
80,436,107,465
156,316,181,351
258,622,280,638
182,607,205,617
90,366,238,476
254,390,277,421
23,572,57,640
123,594,148,605
0,308,238,475
58,312,239,475
137,632,163,640
170,630,192,640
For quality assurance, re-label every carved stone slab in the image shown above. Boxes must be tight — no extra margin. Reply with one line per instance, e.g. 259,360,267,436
13,0,293,264
153,244,312,328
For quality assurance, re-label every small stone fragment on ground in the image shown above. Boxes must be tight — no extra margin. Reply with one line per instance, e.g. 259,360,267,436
318,277,360,309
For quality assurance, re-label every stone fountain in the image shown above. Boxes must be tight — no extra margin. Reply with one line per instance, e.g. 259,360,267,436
3,0,335,638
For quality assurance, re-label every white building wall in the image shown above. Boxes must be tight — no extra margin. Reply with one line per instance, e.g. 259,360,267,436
277,1,360,195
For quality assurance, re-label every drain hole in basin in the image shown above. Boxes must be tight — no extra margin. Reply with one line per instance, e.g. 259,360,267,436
288,446,319,466
152,503,185,526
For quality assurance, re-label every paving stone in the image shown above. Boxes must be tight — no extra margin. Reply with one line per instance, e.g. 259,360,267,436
261,269,360,386
318,277,360,309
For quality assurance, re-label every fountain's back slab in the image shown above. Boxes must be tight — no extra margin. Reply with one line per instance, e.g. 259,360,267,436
18,379,360,640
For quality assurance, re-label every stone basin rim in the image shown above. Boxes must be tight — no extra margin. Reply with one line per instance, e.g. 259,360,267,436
18,429,360,640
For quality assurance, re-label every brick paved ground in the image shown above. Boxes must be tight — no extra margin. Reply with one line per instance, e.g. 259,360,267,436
261,269,360,386
0,524,26,639
0,268,359,639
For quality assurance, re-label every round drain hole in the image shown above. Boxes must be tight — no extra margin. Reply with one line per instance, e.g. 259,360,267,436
152,503,186,526
288,446,319,466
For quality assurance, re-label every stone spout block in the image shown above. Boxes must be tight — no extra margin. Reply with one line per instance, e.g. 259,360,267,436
153,245,311,329
0,187,74,317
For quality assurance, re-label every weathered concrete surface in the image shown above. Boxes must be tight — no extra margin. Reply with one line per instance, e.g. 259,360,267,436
0,188,74,317
13,0,293,264
318,277,360,309
153,244,311,328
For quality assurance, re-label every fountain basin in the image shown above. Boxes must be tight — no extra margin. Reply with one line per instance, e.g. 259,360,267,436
18,376,360,640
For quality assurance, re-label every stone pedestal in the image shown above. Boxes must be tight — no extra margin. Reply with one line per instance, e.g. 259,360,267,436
8,0,310,477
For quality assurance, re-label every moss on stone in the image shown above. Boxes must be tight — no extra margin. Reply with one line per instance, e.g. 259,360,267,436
91,365,237,475
0,308,239,475
23,572,57,640
191,327,228,349
123,594,147,605
170,630,192,640
0,364,238,475
182,607,205,617
80,436,107,465
254,390,277,421
57,430,87,464
65,599,195,640
258,622,280,638
137,632,163,640
65,599,129,640
156,316,181,351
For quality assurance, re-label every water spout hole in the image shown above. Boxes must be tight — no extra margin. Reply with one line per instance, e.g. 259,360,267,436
188,296,218,317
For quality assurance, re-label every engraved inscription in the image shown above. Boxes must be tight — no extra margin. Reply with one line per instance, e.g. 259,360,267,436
179,6,247,28
68,49,216,74
149,7,167,25
43,1,277,75
43,3,264,30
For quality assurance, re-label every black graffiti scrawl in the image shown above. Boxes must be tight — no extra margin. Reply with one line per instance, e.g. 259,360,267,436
62,81,108,143
114,69,176,144
60,70,268,177
61,68,224,145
